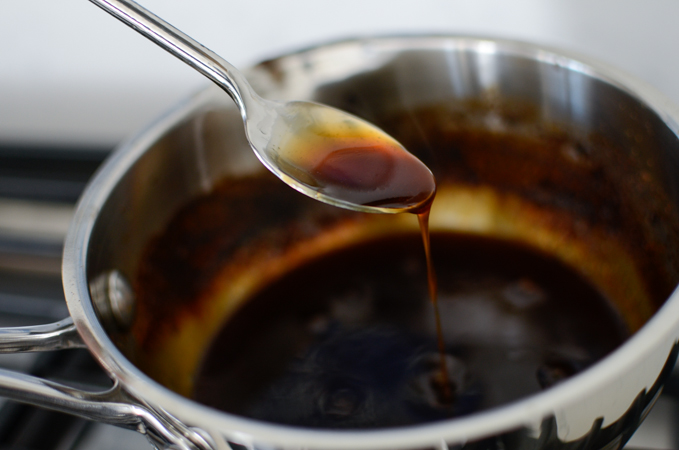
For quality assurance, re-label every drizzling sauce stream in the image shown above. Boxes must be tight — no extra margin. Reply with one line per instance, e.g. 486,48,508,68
278,119,452,402
416,205,452,403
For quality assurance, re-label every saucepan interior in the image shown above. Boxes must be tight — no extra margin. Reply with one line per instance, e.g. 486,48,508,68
76,36,679,447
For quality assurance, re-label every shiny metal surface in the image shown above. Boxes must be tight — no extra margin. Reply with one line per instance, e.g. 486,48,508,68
89,0,431,214
1,36,679,450
0,372,212,450
0,318,84,353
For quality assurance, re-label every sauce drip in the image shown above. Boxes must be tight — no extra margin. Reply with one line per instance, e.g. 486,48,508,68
278,114,449,399
416,205,452,404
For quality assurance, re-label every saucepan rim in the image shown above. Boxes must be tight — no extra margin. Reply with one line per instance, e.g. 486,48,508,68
62,34,679,449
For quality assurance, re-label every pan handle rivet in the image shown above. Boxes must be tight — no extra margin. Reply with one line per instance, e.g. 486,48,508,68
89,270,136,331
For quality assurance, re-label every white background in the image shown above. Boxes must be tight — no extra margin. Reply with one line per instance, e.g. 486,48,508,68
1,0,678,147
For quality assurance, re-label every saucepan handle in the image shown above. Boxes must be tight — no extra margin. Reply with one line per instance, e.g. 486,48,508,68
0,318,214,450
0,318,85,352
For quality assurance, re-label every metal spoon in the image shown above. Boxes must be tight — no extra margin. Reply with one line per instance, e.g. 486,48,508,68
88,0,435,214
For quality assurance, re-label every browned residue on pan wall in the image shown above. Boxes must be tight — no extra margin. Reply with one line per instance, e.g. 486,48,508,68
380,102,679,309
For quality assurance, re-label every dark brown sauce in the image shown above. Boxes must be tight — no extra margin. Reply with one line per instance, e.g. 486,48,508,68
276,110,435,211
193,233,628,429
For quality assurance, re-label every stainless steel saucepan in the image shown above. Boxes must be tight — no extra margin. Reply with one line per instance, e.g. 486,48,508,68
0,36,678,450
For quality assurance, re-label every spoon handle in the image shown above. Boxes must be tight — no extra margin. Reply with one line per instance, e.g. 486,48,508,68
88,0,253,115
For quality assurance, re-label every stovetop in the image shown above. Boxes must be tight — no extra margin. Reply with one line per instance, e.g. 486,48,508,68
0,143,675,450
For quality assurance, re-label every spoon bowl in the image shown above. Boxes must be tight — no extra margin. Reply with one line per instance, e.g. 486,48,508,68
89,0,435,214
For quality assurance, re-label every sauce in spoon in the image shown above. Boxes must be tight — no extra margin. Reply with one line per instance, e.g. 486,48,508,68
270,102,435,213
